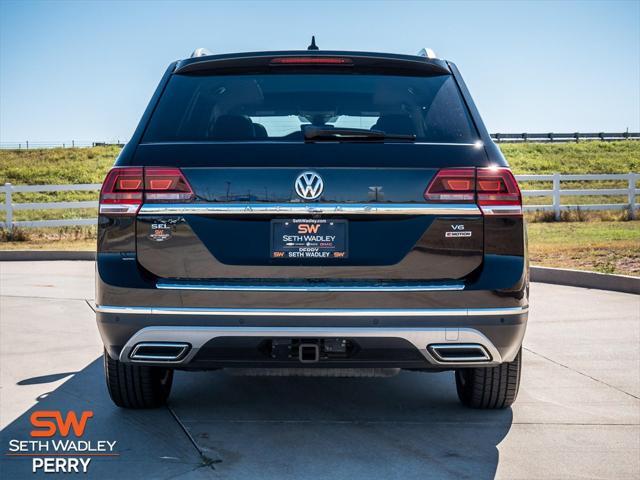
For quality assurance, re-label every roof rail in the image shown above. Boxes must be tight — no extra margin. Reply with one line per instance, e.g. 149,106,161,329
190,48,212,58
417,48,437,59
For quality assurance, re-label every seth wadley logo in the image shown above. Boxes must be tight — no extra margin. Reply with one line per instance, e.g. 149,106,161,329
6,410,118,474
294,171,324,200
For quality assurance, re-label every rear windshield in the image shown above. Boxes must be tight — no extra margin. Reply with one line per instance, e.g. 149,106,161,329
142,73,479,143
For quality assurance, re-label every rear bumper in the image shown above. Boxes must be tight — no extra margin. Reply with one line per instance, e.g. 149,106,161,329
96,306,527,369
96,251,529,370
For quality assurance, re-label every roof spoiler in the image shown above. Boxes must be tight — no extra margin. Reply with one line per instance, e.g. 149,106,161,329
176,51,450,75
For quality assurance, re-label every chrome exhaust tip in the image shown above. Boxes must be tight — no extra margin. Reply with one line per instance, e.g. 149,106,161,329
129,342,190,361
427,344,491,363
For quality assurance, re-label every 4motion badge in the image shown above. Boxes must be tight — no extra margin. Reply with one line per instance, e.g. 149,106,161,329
445,224,472,238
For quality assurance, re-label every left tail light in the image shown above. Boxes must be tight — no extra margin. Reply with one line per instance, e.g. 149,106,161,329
144,167,194,201
99,167,143,215
99,167,194,215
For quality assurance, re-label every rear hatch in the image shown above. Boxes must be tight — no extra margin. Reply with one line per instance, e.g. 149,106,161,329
127,55,489,281
133,144,486,280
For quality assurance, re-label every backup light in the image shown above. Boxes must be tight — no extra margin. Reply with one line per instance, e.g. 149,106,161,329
99,167,194,215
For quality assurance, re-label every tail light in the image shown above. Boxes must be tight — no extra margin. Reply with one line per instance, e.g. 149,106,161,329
423,168,475,202
144,168,194,201
424,167,522,215
99,167,143,215
476,167,522,214
99,167,194,215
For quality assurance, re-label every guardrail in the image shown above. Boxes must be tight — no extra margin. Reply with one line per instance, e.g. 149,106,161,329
491,132,639,143
1,133,639,149
0,141,125,149
0,173,638,230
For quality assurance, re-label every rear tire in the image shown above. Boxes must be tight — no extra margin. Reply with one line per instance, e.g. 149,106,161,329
103,350,173,409
455,347,522,409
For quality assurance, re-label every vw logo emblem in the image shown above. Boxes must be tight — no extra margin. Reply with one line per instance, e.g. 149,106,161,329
294,171,324,200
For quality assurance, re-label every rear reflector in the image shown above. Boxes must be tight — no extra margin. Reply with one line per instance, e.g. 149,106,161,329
424,167,522,215
99,167,194,215
270,57,352,65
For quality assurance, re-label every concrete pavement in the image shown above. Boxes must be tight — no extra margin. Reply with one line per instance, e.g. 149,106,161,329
0,261,638,479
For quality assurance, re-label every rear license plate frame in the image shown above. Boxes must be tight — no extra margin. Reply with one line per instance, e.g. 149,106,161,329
270,218,348,259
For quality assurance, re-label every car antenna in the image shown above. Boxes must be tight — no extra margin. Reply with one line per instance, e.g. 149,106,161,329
307,36,319,50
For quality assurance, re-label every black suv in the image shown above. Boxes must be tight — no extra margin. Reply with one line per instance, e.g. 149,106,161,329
96,46,528,410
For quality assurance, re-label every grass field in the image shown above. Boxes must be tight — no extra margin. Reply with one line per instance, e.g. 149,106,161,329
1,141,639,275
502,141,640,174
1,141,638,182
528,221,639,275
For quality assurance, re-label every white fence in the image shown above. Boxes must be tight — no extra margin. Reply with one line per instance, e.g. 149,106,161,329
1,173,638,230
518,173,638,220
0,183,100,230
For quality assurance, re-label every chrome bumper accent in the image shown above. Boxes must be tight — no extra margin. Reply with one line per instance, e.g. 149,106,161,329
96,305,528,317
129,342,190,361
428,343,491,362
137,203,481,216
155,281,465,292
119,326,504,367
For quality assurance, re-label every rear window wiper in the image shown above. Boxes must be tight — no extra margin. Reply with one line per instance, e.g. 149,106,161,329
304,126,416,142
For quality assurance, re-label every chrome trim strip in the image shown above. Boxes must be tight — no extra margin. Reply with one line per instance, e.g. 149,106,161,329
139,141,480,147
155,281,465,292
118,326,504,366
96,305,527,317
137,203,481,216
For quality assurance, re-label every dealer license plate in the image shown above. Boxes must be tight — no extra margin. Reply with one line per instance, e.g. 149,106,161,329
271,219,348,259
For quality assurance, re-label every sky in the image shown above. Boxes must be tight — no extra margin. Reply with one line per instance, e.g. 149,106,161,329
0,0,639,143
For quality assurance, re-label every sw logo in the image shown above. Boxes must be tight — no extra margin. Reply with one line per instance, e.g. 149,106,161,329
297,223,321,234
8,410,103,473
30,410,94,437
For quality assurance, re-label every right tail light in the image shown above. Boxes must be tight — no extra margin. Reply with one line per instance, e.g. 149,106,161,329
476,167,522,214
424,167,522,215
